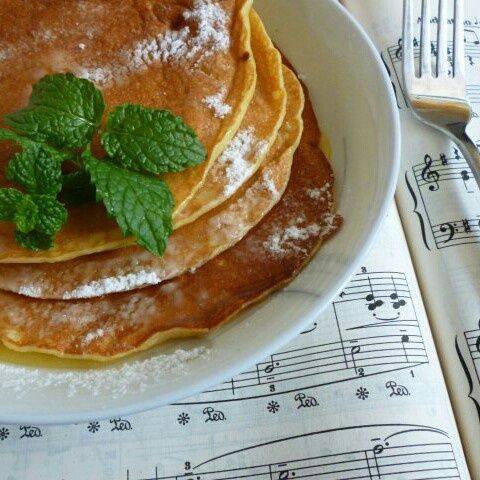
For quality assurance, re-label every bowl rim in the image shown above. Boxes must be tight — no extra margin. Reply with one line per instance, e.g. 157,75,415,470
3,0,401,425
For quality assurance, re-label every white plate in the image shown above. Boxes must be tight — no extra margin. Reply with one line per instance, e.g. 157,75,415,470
0,0,400,424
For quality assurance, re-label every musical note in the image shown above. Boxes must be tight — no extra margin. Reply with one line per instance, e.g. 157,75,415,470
390,275,407,309
177,271,428,405
262,356,279,376
465,28,480,45
372,444,384,479
146,426,460,480
421,155,440,191
409,148,479,249
276,466,291,480
413,153,477,191
460,169,474,192
366,276,384,311
350,345,364,376
401,335,410,363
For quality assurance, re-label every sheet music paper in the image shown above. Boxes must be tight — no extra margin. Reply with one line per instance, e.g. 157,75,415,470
0,206,471,479
341,0,480,476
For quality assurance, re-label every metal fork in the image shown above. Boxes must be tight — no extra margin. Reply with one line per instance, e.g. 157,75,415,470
403,0,480,186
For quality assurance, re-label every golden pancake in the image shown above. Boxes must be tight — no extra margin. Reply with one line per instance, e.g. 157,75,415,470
0,81,341,360
0,0,256,262
173,10,286,228
0,67,301,299
1,63,293,299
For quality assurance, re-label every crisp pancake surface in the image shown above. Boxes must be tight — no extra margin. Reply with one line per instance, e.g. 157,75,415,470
0,0,256,262
0,80,341,360
0,67,300,299
173,10,286,228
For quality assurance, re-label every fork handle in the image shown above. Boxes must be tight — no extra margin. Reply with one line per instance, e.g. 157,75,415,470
453,132,480,187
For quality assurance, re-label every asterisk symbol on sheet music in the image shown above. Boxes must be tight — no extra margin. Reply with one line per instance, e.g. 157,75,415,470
0,427,10,441
177,413,190,425
267,401,280,413
87,421,100,433
356,387,369,400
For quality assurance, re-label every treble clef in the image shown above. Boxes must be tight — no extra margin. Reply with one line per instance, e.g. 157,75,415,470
421,154,440,191
395,38,403,60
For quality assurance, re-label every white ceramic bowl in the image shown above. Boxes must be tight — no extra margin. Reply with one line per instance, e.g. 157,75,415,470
0,0,400,424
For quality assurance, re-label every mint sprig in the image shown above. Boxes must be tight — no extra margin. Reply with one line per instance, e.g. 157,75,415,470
6,144,63,195
4,74,105,148
15,230,54,251
0,73,206,254
102,104,206,174
84,150,174,256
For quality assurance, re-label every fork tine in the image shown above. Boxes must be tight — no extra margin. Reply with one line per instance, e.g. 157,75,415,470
420,0,432,76
403,0,415,83
437,0,448,76
454,0,465,78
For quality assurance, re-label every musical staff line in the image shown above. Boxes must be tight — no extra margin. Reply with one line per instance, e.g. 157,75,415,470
464,324,480,385
409,151,480,249
127,425,460,480
176,272,428,405
432,218,480,248
386,22,480,252
387,27,480,107
413,156,478,192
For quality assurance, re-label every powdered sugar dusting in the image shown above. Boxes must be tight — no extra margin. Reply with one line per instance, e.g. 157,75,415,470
77,67,107,84
262,170,278,196
306,184,331,202
0,348,209,399
62,270,162,299
219,127,269,196
263,223,321,256
77,0,231,86
202,86,232,118
18,284,42,298
83,328,105,345
263,212,336,256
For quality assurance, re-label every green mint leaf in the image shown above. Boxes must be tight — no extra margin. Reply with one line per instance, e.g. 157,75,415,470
0,188,66,240
31,196,68,235
0,188,24,222
101,104,206,174
6,144,63,195
61,171,96,206
4,74,105,148
84,150,174,256
0,128,33,148
13,196,39,233
0,128,73,161
14,229,53,251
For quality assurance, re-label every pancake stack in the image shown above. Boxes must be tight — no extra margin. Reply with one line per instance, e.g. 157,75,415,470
0,0,341,360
